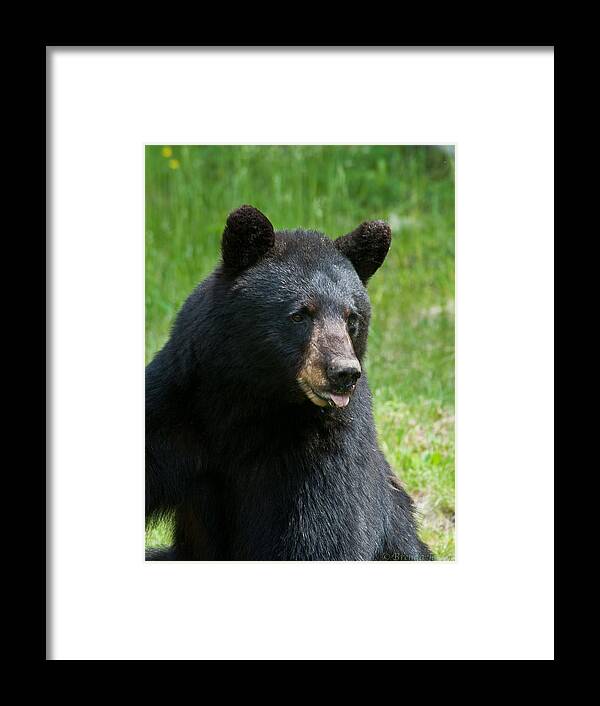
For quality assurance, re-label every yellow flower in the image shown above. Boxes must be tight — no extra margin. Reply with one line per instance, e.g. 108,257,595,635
168,159,180,170
161,146,173,158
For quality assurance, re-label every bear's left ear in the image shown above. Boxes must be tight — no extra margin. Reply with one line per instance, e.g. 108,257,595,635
221,205,275,273
334,220,392,284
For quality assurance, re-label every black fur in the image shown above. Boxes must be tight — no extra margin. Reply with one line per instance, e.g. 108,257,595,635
335,220,392,284
146,205,433,560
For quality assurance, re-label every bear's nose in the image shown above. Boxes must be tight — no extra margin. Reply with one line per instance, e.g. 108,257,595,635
327,359,362,390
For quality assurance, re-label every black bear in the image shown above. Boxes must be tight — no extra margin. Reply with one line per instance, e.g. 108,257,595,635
146,205,433,560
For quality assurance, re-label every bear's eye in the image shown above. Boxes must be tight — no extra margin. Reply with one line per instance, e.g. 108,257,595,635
347,313,359,334
291,312,305,323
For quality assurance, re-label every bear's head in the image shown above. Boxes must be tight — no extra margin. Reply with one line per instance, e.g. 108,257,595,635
219,205,391,409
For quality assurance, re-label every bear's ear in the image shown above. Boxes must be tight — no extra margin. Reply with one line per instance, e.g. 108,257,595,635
334,220,392,284
221,205,275,273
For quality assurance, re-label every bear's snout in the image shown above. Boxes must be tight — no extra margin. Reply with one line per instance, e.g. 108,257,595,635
326,359,361,392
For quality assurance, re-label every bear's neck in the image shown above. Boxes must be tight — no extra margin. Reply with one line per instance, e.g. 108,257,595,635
147,342,368,456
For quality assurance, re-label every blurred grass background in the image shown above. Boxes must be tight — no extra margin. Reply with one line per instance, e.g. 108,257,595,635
145,145,455,559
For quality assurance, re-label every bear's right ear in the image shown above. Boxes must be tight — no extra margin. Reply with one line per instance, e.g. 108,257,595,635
221,205,275,273
334,220,392,284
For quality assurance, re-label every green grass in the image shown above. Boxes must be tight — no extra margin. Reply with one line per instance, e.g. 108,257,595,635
146,145,455,560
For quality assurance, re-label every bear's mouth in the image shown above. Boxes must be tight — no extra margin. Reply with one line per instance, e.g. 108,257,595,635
298,379,354,409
